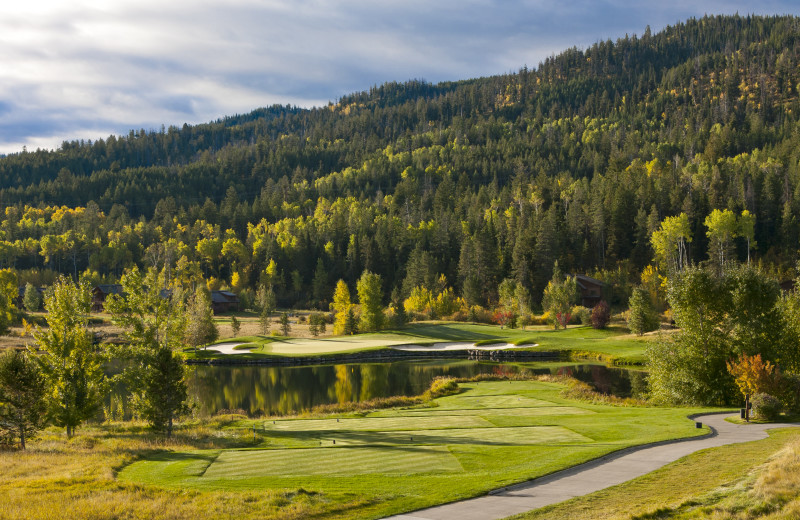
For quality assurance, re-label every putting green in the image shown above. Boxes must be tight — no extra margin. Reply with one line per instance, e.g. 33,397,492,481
202,446,463,477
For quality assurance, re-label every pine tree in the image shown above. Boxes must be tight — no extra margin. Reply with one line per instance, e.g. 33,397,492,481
0,350,47,449
230,315,241,337
628,286,659,335
22,283,42,312
104,267,187,437
279,312,291,336
133,346,188,437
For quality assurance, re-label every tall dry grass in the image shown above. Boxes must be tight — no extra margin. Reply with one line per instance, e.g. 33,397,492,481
0,423,370,520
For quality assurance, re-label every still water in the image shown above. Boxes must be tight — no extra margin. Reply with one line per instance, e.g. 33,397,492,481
154,361,644,417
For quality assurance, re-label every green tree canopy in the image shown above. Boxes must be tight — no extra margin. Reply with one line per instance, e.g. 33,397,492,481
541,262,578,329
105,267,188,436
0,350,47,449
356,270,384,332
32,277,106,438
184,285,218,350
332,280,355,335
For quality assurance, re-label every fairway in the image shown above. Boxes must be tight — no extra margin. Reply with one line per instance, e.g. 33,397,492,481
204,446,464,477
392,406,593,417
269,415,492,431
196,323,651,365
119,380,713,519
312,425,593,447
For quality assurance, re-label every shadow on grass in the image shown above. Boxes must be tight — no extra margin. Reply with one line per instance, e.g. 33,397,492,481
281,429,587,447
384,323,500,341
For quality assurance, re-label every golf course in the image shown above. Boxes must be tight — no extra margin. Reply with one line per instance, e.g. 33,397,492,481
118,378,712,519
191,323,651,365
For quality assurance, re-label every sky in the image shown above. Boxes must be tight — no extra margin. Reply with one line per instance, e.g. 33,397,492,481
0,1,797,155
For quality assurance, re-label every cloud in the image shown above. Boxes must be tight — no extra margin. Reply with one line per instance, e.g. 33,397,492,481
0,1,797,154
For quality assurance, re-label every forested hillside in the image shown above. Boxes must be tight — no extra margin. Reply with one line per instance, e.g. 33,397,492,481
1,14,799,309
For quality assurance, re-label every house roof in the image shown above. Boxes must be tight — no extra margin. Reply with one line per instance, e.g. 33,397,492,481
571,274,607,290
93,284,123,294
211,290,239,303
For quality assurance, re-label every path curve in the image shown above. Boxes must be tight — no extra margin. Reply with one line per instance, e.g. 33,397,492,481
387,413,799,520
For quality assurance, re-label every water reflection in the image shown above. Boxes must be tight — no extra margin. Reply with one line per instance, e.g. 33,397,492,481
172,361,641,417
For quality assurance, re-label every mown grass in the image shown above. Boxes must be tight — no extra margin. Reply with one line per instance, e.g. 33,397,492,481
0,421,371,520
117,379,714,519
185,322,649,364
509,427,800,520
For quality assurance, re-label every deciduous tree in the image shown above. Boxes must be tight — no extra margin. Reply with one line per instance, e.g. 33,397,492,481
105,267,187,437
33,277,106,438
184,285,218,350
356,270,384,332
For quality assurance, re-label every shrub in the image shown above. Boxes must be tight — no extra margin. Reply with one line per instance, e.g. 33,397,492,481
777,374,800,414
425,377,460,398
591,300,611,329
571,306,591,325
752,393,783,421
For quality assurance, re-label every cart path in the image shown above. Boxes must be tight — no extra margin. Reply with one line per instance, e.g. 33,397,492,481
387,413,800,520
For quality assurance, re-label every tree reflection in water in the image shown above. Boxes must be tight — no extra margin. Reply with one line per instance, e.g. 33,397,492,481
108,361,641,418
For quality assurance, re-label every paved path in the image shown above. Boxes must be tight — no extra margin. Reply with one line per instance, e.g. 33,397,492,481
387,413,799,520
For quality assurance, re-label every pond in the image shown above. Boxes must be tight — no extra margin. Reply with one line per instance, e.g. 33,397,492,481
104,360,645,418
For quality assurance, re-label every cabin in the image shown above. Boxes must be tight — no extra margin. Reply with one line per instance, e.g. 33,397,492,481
572,274,607,308
91,284,124,312
210,290,239,314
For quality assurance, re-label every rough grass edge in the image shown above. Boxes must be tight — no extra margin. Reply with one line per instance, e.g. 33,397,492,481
309,377,461,415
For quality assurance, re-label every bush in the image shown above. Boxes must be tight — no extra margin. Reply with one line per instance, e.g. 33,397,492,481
571,306,591,325
531,312,550,326
591,300,611,329
777,374,800,414
752,393,783,421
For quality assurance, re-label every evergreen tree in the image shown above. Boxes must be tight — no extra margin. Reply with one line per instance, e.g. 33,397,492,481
311,258,329,308
22,283,42,312
230,315,241,337
134,346,188,437
104,267,187,437
309,312,327,335
279,312,291,336
0,350,47,449
627,286,659,335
